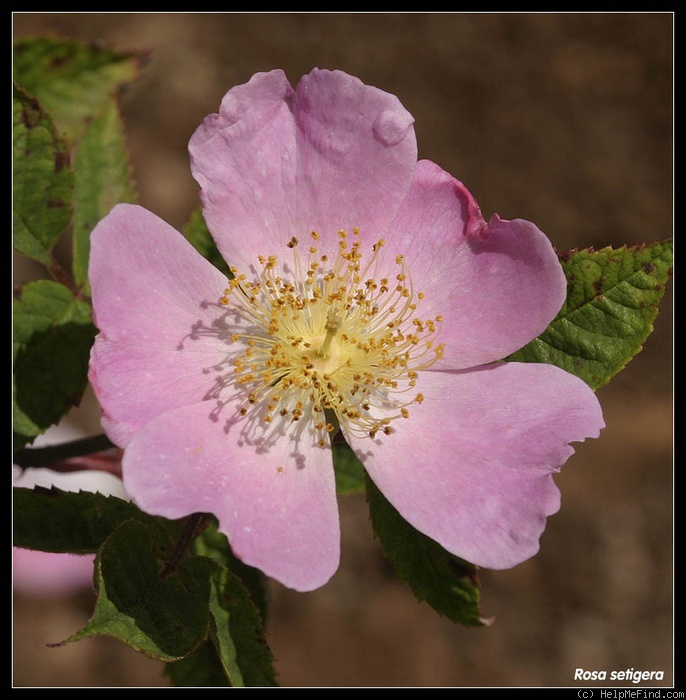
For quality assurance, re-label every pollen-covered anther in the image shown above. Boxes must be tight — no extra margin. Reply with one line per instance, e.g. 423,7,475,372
217,228,443,443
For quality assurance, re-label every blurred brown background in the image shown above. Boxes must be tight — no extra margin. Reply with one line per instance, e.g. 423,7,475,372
12,12,673,687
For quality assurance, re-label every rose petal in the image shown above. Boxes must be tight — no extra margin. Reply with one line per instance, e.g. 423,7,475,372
385,159,567,368
123,401,340,592
89,204,232,447
292,69,417,241
189,69,418,271
347,363,603,569
189,70,298,272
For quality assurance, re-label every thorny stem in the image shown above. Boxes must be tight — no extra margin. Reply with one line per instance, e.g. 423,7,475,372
14,434,116,469
13,252,88,302
48,251,89,301
160,513,211,578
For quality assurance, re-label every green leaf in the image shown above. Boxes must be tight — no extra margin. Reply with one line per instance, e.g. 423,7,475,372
191,520,268,622
206,565,278,687
13,36,144,143
65,520,214,662
72,99,136,292
165,642,231,687
183,524,277,686
13,280,96,449
366,477,485,627
13,85,74,265
507,241,673,389
165,563,278,688
332,436,367,494
14,490,277,684
183,207,231,276
12,486,182,554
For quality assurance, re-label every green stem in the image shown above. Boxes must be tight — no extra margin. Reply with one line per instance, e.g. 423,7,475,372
13,434,115,468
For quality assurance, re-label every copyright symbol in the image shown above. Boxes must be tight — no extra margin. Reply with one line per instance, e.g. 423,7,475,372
577,692,593,699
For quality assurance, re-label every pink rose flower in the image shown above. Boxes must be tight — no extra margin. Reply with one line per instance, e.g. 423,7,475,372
88,69,604,592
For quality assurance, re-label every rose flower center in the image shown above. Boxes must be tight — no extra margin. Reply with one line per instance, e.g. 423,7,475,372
219,228,444,447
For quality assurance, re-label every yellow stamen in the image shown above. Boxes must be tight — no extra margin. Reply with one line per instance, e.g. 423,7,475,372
217,228,443,445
